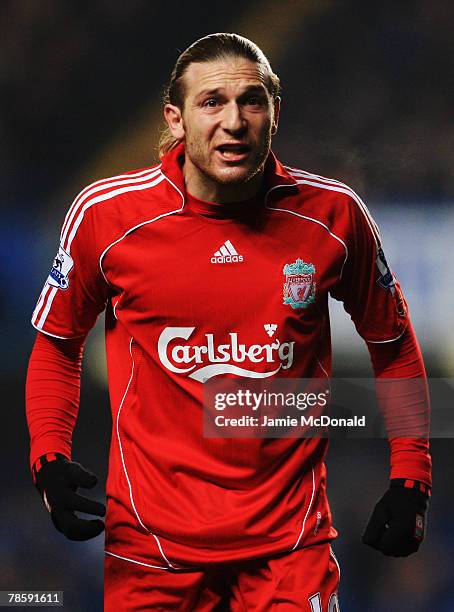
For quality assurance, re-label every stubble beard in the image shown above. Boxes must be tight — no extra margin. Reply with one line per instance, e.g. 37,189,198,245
185,130,272,187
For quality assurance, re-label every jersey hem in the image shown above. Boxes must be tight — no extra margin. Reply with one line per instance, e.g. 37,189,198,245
104,526,338,569
104,550,171,571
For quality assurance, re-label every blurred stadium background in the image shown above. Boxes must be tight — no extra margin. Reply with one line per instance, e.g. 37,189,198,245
2,1,453,610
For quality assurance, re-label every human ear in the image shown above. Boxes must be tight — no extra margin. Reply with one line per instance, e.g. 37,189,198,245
271,96,281,135
164,104,185,139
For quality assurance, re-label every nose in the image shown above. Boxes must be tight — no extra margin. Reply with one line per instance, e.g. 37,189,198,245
221,102,247,134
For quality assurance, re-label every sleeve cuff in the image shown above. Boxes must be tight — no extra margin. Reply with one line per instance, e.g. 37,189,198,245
31,452,69,484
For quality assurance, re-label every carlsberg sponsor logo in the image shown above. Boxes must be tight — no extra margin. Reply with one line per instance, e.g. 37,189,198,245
158,327,294,381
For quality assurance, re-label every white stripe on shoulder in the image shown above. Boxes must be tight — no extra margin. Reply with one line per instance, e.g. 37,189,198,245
61,165,161,238
98,172,186,285
36,286,58,330
64,173,165,252
294,169,380,238
285,165,347,186
61,165,162,245
286,165,357,192
36,173,165,333
288,167,381,241
31,284,51,327
286,167,381,245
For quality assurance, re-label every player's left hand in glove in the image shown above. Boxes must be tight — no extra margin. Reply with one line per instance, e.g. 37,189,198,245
362,478,430,557
33,453,106,541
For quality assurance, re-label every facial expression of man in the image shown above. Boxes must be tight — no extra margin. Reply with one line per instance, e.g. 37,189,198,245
165,57,280,201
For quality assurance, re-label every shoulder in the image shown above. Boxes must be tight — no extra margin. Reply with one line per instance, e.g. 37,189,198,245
66,162,165,223
59,162,172,252
283,164,362,206
280,164,380,244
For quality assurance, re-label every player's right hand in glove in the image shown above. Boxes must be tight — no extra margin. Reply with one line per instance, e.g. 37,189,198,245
33,453,106,541
362,478,430,557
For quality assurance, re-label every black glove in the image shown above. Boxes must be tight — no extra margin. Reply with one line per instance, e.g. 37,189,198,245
362,479,429,557
33,453,106,541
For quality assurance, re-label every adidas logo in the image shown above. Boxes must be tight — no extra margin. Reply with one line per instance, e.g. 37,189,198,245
211,240,244,264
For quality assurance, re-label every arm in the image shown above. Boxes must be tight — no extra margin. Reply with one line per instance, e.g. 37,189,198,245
27,184,112,539
329,191,431,556
26,331,84,468
361,324,431,556
26,331,106,540
368,323,431,486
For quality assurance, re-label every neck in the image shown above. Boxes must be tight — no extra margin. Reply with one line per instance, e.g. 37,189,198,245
183,161,264,203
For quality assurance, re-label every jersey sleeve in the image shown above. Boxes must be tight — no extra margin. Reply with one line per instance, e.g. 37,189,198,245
26,332,84,469
31,197,111,339
367,325,432,487
330,196,408,343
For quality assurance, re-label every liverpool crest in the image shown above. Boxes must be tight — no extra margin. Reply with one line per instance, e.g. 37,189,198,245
283,259,316,309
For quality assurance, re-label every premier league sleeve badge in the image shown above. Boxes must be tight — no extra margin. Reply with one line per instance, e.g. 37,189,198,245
47,245,74,290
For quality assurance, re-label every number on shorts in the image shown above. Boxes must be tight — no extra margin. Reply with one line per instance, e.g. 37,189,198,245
308,592,340,611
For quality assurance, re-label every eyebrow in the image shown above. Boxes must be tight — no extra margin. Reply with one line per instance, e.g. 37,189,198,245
195,84,268,100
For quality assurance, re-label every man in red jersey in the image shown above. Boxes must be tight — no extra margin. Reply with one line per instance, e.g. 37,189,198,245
27,33,431,610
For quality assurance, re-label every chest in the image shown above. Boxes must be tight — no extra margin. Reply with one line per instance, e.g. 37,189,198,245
103,210,345,330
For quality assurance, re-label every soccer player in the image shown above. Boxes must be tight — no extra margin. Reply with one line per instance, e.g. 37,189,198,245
26,33,431,610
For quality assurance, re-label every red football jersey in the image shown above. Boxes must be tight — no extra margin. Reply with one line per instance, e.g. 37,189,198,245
31,144,408,568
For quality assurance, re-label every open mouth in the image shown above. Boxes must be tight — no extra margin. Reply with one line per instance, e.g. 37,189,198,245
216,144,251,161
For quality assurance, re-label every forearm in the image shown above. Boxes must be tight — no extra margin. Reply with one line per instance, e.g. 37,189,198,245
367,323,432,487
26,332,85,469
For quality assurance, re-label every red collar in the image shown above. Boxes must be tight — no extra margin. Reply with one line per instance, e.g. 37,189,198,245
160,143,297,198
